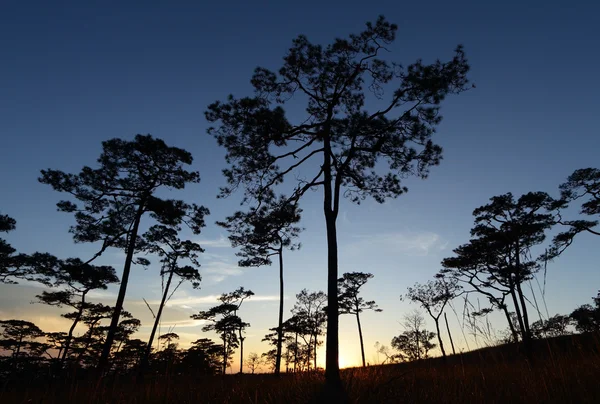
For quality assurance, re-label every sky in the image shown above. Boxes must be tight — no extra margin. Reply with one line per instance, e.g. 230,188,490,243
1,0,599,370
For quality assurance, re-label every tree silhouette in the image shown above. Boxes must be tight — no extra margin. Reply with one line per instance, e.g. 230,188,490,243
179,338,223,375
531,314,573,339
191,288,253,374
0,213,17,282
217,196,300,375
549,168,600,257
35,258,119,366
205,16,470,383
0,214,63,286
0,320,45,360
245,352,262,374
292,289,327,370
39,134,207,370
442,192,555,350
570,291,600,333
391,311,436,361
140,225,204,374
440,239,519,343
403,278,459,359
338,272,381,367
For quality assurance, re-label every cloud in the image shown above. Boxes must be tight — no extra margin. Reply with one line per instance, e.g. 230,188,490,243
201,260,244,284
153,294,280,308
139,318,207,329
87,290,118,299
347,231,447,257
197,236,231,248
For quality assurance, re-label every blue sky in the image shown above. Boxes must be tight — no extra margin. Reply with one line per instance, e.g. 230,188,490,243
1,0,599,369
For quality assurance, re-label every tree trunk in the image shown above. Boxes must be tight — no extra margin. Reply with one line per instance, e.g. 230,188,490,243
323,129,341,385
275,249,284,375
140,268,174,374
356,313,366,367
222,334,227,375
294,332,298,373
239,333,244,374
444,312,456,355
98,206,144,372
62,291,87,365
509,286,526,340
502,303,519,343
435,318,446,359
314,334,318,370
516,281,532,346
416,328,420,360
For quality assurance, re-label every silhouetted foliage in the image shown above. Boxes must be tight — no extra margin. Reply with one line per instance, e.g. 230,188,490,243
35,259,119,366
39,134,208,370
442,192,555,350
218,195,301,375
531,314,573,339
0,214,63,286
391,311,436,361
245,352,262,374
404,278,460,359
338,272,381,366
206,15,470,383
140,225,204,374
570,291,600,333
191,287,253,374
178,338,223,375
548,168,600,257
292,289,327,370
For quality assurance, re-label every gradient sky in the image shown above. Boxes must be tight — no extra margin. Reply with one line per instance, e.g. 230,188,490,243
1,0,599,370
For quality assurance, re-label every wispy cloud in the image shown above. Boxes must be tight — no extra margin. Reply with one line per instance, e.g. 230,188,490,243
201,260,244,284
139,318,207,329
154,294,280,308
348,231,447,257
197,235,231,248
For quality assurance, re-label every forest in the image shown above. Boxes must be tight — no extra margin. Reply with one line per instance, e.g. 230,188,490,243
1,15,599,404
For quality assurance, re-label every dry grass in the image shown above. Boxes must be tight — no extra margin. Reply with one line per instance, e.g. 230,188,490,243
2,334,599,403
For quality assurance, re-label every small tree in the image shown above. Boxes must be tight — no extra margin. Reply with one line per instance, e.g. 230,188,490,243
531,314,573,339
0,320,45,360
140,226,203,373
570,291,600,333
338,272,381,367
191,288,253,374
403,278,459,359
40,134,208,370
35,258,119,365
292,289,327,370
391,311,436,361
245,352,262,374
218,196,301,375
206,16,471,383
179,338,223,375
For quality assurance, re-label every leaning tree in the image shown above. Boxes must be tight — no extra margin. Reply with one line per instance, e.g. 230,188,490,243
403,277,459,359
217,194,301,375
205,16,470,383
444,192,555,351
338,272,381,367
139,225,204,374
39,134,208,370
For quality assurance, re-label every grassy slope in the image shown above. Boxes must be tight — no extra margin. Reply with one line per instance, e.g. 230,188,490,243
1,333,599,403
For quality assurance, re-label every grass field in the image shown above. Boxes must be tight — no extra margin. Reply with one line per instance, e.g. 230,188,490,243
2,333,599,403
